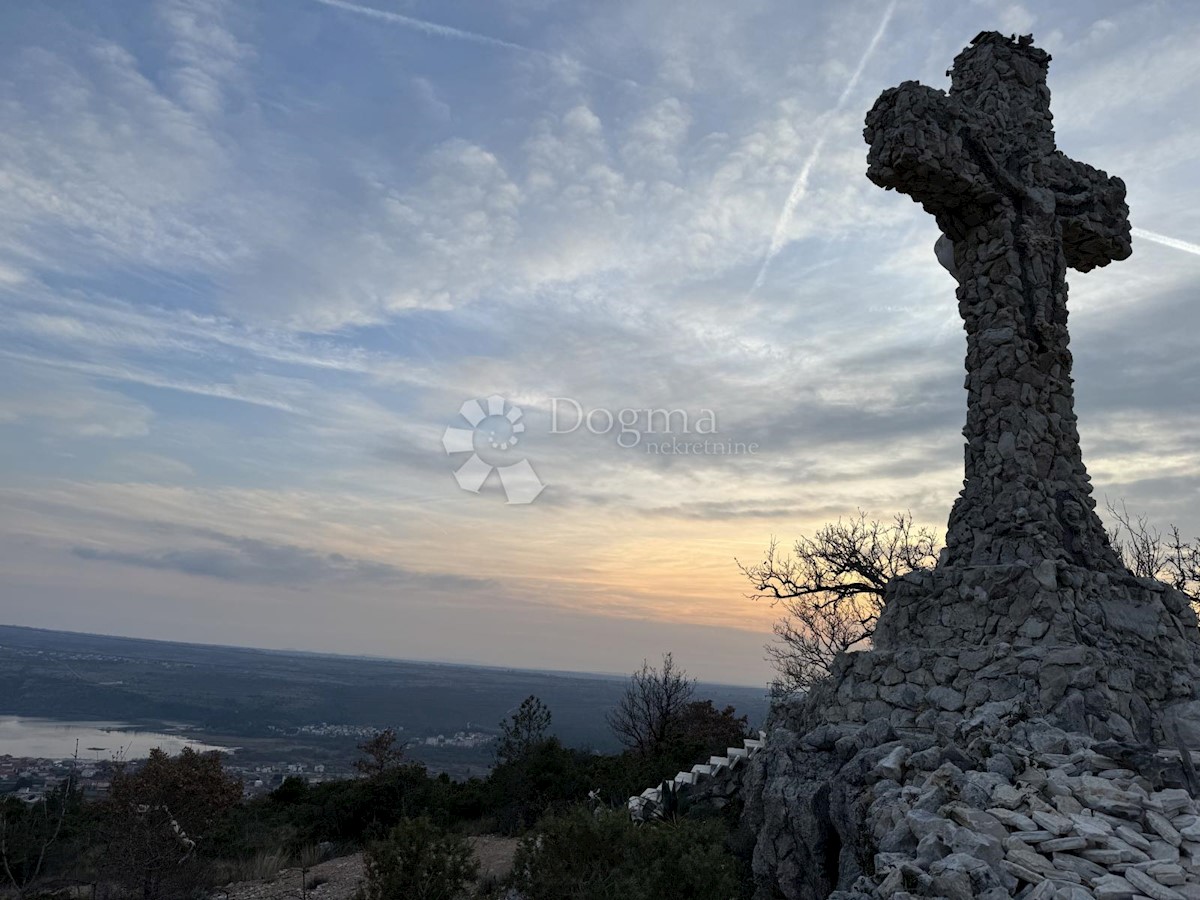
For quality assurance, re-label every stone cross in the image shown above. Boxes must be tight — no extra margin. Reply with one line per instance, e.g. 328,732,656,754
864,32,1132,572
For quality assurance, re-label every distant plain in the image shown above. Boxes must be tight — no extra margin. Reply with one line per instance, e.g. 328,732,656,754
0,624,768,775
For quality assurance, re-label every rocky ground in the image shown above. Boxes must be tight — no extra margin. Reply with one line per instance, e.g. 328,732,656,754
211,835,519,900
749,699,1200,900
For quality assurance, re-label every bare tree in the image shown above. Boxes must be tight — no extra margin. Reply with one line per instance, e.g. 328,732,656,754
739,511,940,693
0,768,77,897
607,653,696,756
0,741,79,898
745,504,1198,695
1107,499,1200,606
354,728,409,777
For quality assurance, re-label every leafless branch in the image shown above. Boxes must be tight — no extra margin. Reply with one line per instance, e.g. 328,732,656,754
606,653,695,756
1107,499,1200,607
739,511,940,693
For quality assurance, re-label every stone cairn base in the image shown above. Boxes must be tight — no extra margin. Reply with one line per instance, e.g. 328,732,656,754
740,562,1200,900
746,705,1200,900
814,561,1200,744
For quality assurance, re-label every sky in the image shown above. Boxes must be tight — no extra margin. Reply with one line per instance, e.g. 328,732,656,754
1,0,1198,687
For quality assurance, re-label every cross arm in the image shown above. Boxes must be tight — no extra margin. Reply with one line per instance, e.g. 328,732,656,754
864,81,1000,232
1042,151,1132,272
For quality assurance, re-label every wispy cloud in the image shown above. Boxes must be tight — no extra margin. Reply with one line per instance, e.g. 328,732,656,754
0,350,304,414
2,0,1199,685
309,0,543,54
72,532,491,590
0,289,432,385
1132,227,1200,258
308,0,636,85
751,0,897,291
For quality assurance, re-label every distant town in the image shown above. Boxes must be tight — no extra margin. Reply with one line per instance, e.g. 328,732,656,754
2,724,498,802
271,721,492,748
1,755,111,804
0,624,768,806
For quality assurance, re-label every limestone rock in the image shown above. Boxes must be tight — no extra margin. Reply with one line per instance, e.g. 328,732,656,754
737,29,1200,900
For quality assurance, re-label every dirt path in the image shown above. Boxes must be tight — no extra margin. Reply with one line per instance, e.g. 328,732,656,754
214,836,519,900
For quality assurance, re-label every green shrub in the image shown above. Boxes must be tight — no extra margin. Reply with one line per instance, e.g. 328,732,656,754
485,738,593,834
0,782,88,890
271,775,309,803
97,748,243,898
357,817,478,900
510,806,747,900
285,763,455,845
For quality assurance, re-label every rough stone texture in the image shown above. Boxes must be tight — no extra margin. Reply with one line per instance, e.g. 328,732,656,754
851,26,1200,738
863,31,1130,573
740,32,1200,900
745,706,1200,900
866,564,1200,734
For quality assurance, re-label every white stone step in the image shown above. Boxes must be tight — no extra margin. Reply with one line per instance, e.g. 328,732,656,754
627,732,771,819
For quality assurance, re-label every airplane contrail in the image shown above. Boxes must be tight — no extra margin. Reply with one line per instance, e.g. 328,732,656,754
752,0,898,292
1132,227,1200,258
309,0,634,86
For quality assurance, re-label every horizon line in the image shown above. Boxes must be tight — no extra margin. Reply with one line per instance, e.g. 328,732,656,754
0,621,770,691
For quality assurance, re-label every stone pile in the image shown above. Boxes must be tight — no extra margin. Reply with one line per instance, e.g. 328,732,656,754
746,702,1200,900
813,620,1197,745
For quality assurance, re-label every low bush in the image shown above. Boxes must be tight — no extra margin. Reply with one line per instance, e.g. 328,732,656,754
509,806,748,900
357,817,478,900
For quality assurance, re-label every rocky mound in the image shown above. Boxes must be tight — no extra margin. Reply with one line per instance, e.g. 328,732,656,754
745,699,1200,900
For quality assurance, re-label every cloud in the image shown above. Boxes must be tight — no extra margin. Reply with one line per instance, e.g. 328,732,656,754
0,361,152,439
156,0,254,116
0,262,26,285
109,452,197,481
751,0,897,290
1132,227,1200,258
411,77,451,122
1,0,1199,684
71,531,490,590
0,350,305,414
1054,21,1200,132
307,0,633,85
308,0,550,55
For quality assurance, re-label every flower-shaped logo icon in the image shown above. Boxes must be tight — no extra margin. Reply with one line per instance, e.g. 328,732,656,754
441,395,545,504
